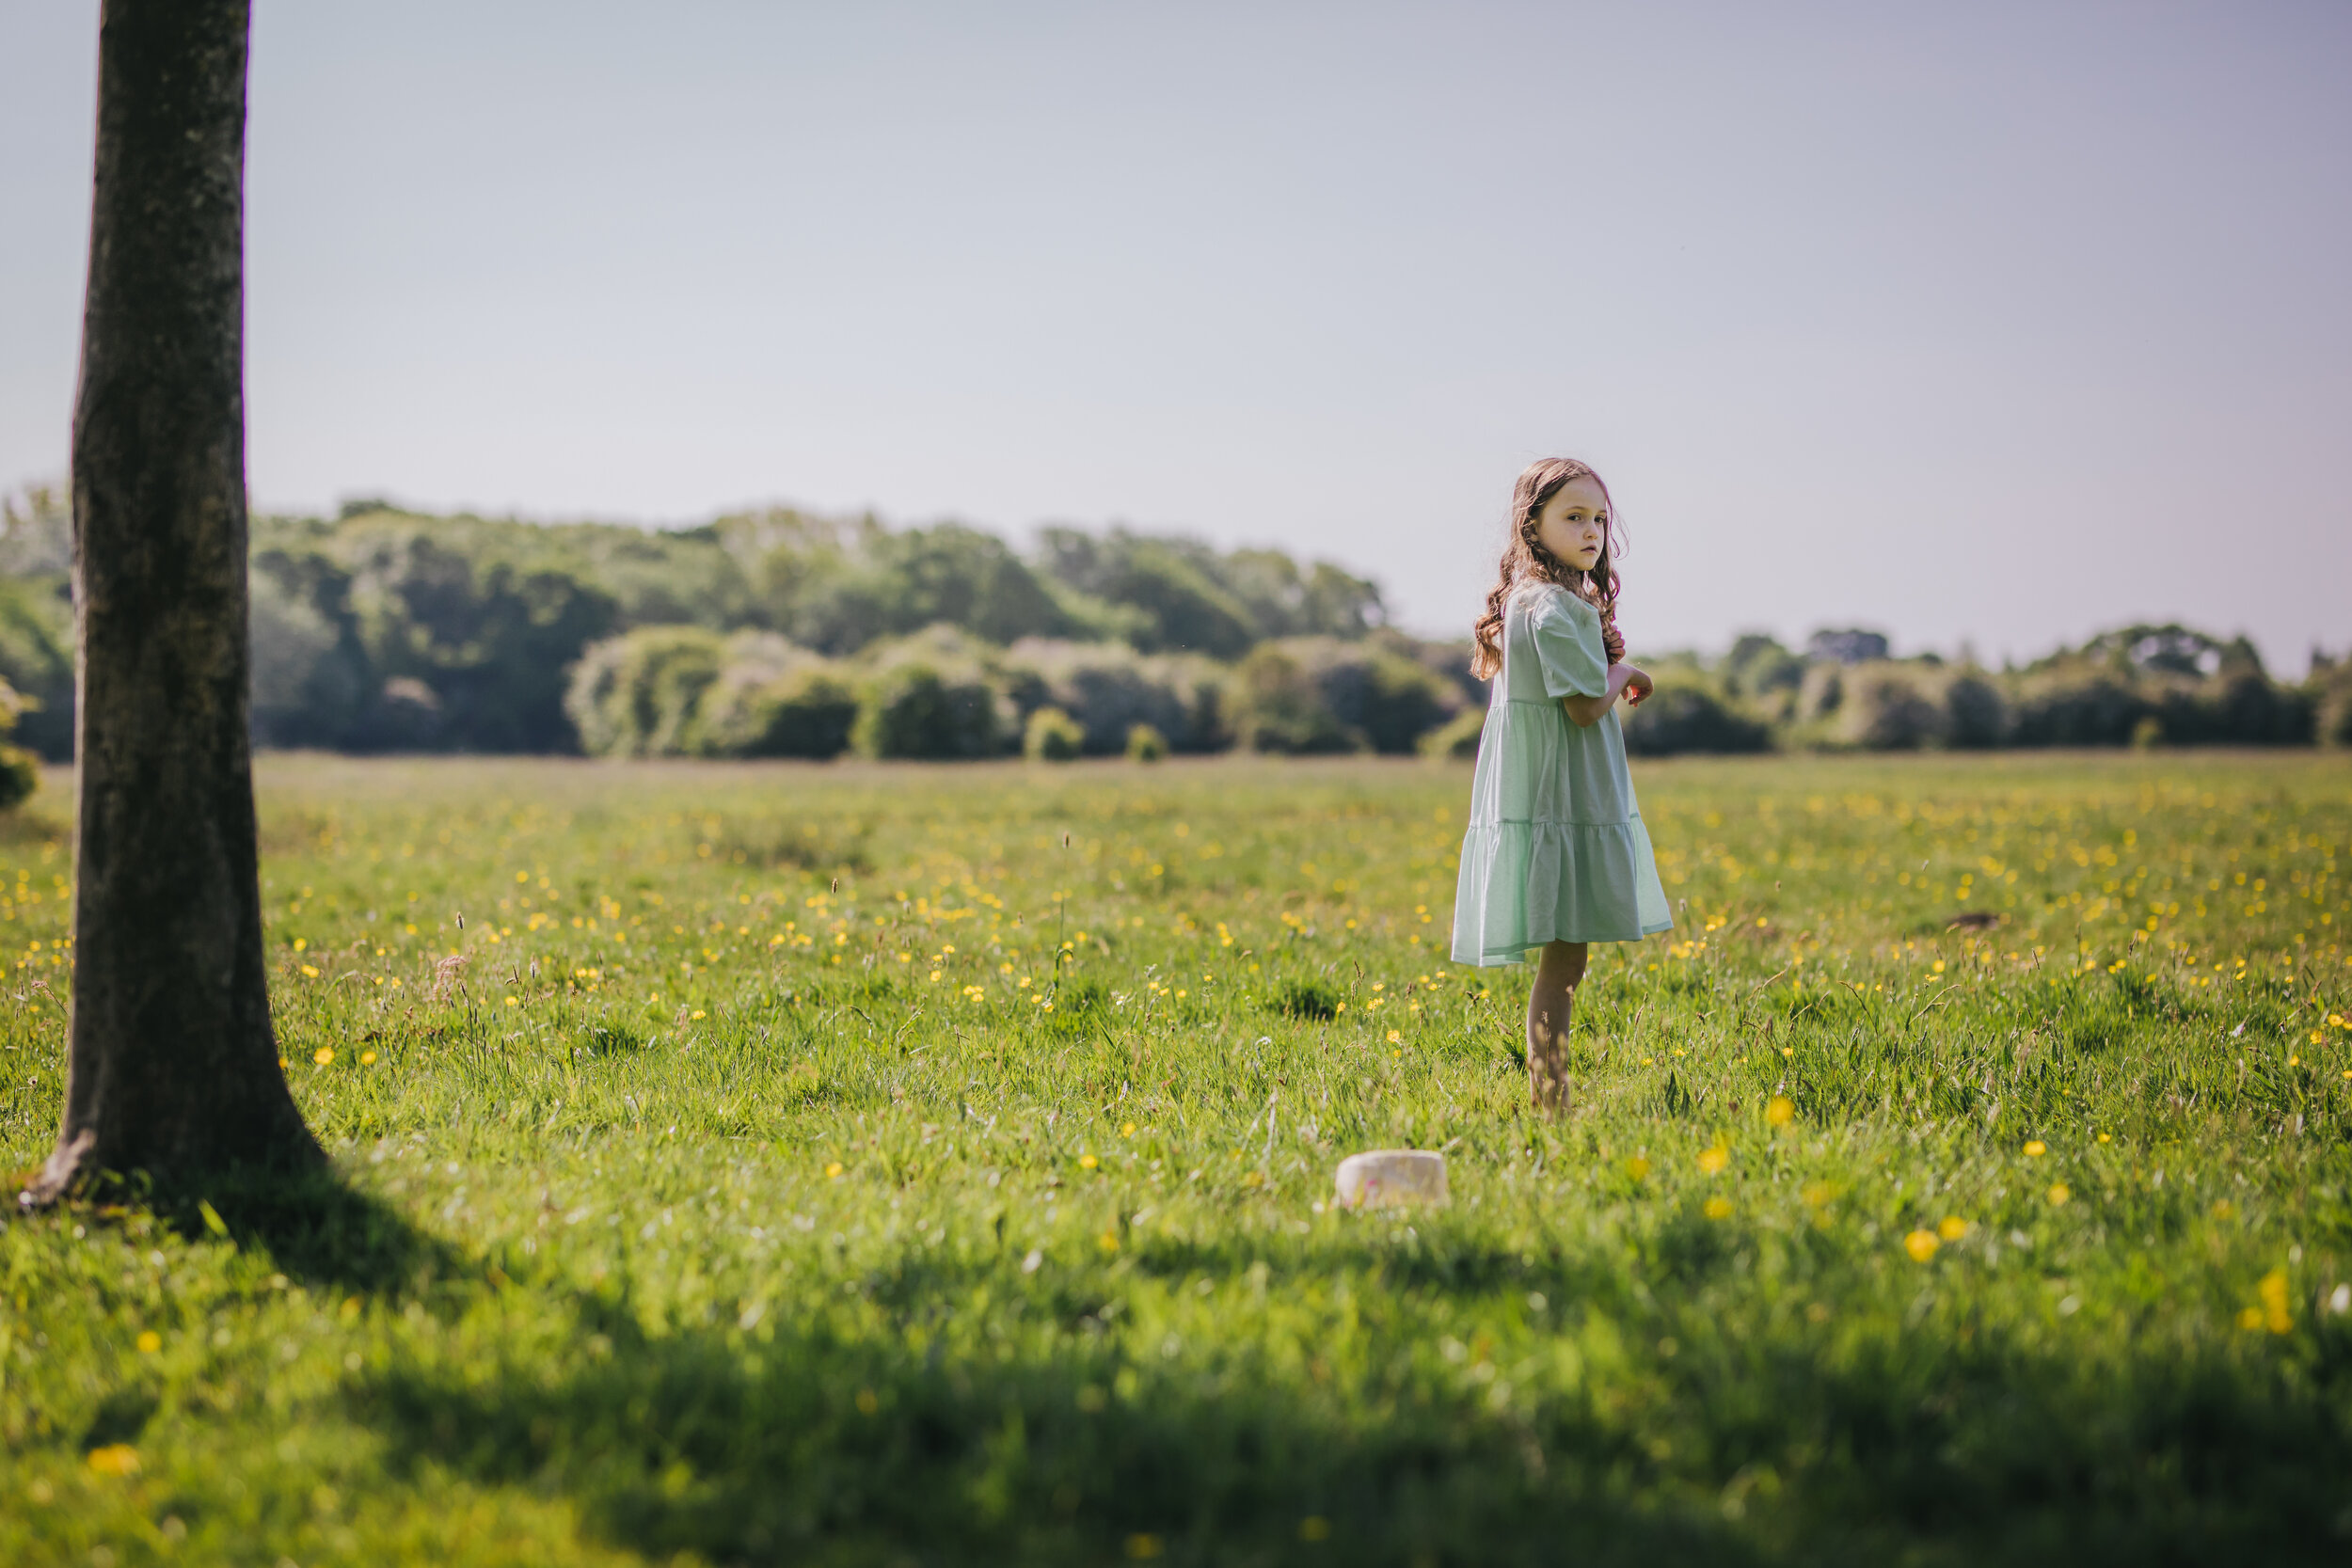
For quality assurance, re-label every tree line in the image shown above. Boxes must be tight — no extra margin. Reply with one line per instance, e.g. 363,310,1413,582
2,483,2344,766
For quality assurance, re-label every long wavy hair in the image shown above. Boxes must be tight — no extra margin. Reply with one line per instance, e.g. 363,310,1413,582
1470,457,1626,681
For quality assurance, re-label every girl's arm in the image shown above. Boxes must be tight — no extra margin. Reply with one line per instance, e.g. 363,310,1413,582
1561,663,1652,728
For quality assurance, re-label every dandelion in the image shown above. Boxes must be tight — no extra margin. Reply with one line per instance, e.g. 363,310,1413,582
1903,1229,1941,1262
1695,1144,1729,1176
1300,1516,1332,1542
1120,1121,1137,1137
1079,1154,1098,1169
135,1331,161,1354
2260,1268,2293,1334
1765,1096,1794,1127
2024,1140,2047,1157
1386,1029,1402,1043
1098,1231,1120,1253
359,1050,376,1066
87,1444,140,1476
1626,1156,1650,1180
825,1162,844,1179
2047,1183,2071,1206
312,1046,334,1066
1703,1196,1734,1220
690,1009,707,1021
1937,1216,1969,1242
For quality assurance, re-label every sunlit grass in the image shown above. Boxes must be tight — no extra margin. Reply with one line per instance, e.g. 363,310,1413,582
3,751,2349,1564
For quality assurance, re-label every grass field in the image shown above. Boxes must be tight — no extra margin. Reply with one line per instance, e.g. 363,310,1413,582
4,751,2350,1565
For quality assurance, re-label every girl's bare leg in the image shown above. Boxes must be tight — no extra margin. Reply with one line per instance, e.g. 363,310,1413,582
1526,940,1588,1115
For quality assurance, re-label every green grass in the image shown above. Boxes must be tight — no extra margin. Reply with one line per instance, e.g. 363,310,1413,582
4,751,2350,1566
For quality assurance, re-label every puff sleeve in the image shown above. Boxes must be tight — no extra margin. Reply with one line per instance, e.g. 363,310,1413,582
1531,589,1611,700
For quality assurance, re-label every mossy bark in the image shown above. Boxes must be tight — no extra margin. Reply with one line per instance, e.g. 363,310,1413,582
23,0,319,1206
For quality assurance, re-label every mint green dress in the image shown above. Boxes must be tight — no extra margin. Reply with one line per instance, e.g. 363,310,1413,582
1451,583,1672,965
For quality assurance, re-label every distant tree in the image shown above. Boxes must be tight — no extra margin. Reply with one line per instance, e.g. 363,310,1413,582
1724,633,1805,697
1230,644,1358,753
1805,627,1890,665
0,678,40,810
25,0,319,1204
1037,530,1259,657
1620,686,1774,756
345,532,617,751
2078,623,2242,678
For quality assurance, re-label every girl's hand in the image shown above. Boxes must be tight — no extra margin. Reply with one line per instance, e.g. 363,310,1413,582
1621,665,1654,707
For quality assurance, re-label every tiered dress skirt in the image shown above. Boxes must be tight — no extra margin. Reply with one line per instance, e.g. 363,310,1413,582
1450,583,1672,965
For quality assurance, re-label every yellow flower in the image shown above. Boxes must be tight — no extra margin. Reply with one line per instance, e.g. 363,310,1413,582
1765,1096,1794,1127
689,1009,706,1021
1126,1535,1164,1560
2238,1306,2266,1331
824,1162,844,1179
2024,1140,2047,1157
312,1046,334,1066
1120,1122,1137,1137
1626,1156,1651,1180
2260,1269,2293,1334
1903,1229,1941,1262
1386,1029,1402,1043
358,1050,376,1066
299,963,320,978
1702,1196,1733,1220
1937,1216,1969,1242
1079,1154,1098,1169
87,1444,140,1476
135,1331,161,1354
1299,1516,1332,1542
2046,1183,2071,1206
1695,1145,1729,1175
1098,1231,1120,1252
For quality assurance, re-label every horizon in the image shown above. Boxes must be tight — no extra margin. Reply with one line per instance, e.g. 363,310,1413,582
0,476,2326,673
4,3,2347,671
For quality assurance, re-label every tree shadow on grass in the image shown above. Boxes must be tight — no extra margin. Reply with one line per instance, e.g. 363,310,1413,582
157,1163,468,1301
358,1297,1760,1568
347,1228,2352,1568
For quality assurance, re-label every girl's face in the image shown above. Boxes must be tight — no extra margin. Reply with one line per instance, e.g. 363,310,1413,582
1534,476,1609,574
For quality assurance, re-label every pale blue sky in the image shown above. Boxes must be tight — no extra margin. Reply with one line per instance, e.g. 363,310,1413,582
5,2,2346,668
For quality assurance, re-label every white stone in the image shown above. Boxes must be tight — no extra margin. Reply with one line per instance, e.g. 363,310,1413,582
1334,1149,1449,1209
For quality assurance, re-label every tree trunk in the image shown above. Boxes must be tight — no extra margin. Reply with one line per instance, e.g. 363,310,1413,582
22,0,318,1206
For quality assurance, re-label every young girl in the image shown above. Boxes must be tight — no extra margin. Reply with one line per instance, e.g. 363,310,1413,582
1451,457,1673,1114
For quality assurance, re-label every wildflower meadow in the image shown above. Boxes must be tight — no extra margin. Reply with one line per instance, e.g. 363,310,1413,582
4,751,2349,1565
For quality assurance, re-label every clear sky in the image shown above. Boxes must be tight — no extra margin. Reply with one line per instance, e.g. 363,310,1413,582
4,2,2346,668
